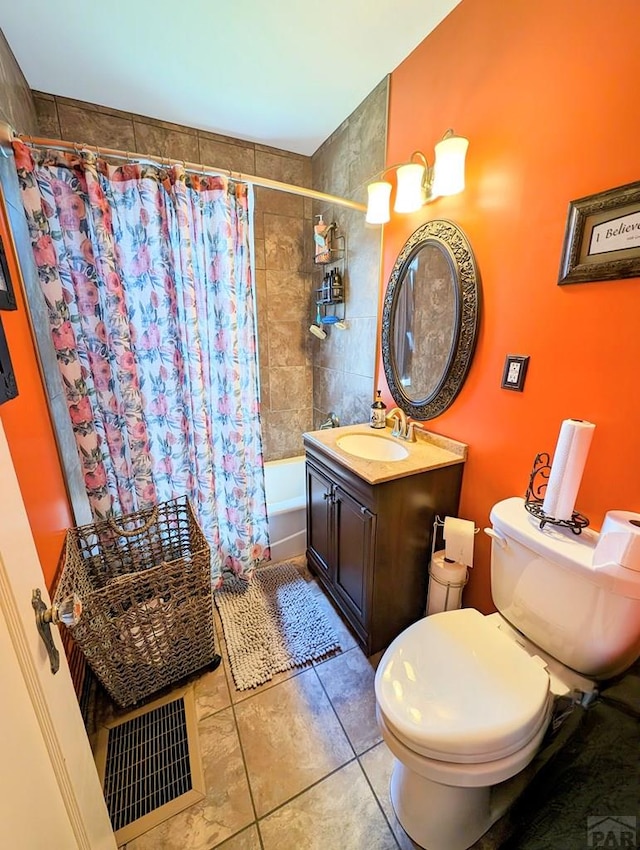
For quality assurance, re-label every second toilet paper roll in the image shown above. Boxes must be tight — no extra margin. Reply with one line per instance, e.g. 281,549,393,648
542,419,595,521
427,550,468,615
593,510,640,571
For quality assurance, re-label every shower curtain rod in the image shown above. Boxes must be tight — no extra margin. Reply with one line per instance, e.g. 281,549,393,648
0,121,366,213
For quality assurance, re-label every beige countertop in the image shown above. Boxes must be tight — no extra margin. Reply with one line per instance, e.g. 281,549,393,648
303,423,468,485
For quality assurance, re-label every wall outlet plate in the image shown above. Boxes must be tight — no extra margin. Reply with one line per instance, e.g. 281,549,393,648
501,355,529,391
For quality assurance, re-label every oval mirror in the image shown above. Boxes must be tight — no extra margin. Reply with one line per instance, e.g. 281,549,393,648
381,219,479,420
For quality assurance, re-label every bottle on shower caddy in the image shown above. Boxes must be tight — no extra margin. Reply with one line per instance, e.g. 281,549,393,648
330,268,344,302
370,390,387,429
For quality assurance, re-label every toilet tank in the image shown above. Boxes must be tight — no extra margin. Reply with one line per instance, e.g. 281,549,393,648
488,498,640,679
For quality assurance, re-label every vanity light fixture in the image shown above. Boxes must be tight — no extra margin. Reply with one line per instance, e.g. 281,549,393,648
365,130,469,224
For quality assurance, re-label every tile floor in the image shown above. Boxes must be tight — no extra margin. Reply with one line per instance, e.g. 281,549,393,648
91,561,419,850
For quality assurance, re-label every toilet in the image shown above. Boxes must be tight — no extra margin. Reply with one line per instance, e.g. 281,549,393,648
374,497,640,850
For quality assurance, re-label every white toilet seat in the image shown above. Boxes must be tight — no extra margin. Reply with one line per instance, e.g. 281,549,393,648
377,694,553,787
375,608,551,764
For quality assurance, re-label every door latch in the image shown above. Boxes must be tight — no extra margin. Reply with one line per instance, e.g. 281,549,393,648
32,589,82,675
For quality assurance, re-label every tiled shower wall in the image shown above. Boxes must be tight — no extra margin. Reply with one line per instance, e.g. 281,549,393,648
30,91,314,462
0,29,37,134
310,78,388,429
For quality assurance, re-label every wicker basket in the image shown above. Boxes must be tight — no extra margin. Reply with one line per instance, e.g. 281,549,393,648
55,496,217,707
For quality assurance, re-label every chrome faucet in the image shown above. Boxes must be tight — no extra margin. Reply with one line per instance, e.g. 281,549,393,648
387,407,407,439
319,412,340,430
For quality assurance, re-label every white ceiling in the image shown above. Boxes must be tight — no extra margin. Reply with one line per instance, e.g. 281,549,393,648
1,0,461,155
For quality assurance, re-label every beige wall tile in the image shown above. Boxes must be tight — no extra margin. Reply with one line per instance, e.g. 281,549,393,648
0,30,37,134
199,127,253,146
57,102,136,149
255,148,309,186
269,366,313,411
348,76,389,191
264,215,304,271
253,268,267,325
312,123,350,199
310,78,387,430
313,365,343,424
33,93,60,137
133,120,200,162
253,207,265,240
51,93,134,122
258,367,270,411
265,270,308,323
253,238,265,270
255,185,304,218
268,321,309,368
261,408,313,461
199,136,255,174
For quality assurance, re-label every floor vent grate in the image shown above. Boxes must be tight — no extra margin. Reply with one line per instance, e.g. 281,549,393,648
96,686,205,844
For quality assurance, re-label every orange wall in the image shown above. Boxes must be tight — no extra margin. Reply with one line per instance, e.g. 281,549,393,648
0,189,73,589
380,0,640,611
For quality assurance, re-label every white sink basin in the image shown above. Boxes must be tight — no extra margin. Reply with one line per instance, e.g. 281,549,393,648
336,433,409,462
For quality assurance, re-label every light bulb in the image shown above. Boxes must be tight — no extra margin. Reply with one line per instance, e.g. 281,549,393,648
366,181,392,224
432,134,469,196
394,163,426,213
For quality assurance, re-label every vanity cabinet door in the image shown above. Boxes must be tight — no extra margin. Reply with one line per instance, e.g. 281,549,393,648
306,461,334,580
333,485,376,627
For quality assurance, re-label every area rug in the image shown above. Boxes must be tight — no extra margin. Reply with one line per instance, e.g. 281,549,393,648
214,560,341,690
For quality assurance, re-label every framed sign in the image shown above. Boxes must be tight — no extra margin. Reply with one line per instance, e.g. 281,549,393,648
558,181,640,284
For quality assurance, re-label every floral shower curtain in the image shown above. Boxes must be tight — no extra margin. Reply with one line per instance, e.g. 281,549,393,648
13,141,269,584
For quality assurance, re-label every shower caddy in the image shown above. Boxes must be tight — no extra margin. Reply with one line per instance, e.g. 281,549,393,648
313,223,346,327
54,496,219,707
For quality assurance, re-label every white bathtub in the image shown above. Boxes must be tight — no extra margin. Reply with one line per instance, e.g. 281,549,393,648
264,455,306,562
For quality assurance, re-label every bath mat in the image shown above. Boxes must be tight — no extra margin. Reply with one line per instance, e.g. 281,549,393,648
94,686,205,845
215,561,341,690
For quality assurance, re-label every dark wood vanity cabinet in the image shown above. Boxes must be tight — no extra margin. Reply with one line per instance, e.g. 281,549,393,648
304,440,464,656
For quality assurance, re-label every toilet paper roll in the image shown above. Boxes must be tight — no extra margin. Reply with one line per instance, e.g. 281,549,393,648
443,516,475,567
427,550,468,615
542,419,595,521
593,510,640,572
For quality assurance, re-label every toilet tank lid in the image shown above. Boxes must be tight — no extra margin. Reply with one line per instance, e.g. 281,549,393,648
489,498,640,600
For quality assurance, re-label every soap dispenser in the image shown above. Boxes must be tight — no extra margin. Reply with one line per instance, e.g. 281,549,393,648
370,390,387,429
314,215,331,264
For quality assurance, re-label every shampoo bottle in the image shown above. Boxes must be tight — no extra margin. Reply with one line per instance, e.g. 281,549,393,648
331,268,343,302
370,390,387,429
314,215,331,264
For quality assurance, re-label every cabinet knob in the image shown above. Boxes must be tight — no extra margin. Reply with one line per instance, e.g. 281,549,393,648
323,491,332,500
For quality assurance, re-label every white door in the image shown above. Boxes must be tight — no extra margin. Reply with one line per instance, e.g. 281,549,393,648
0,417,116,850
